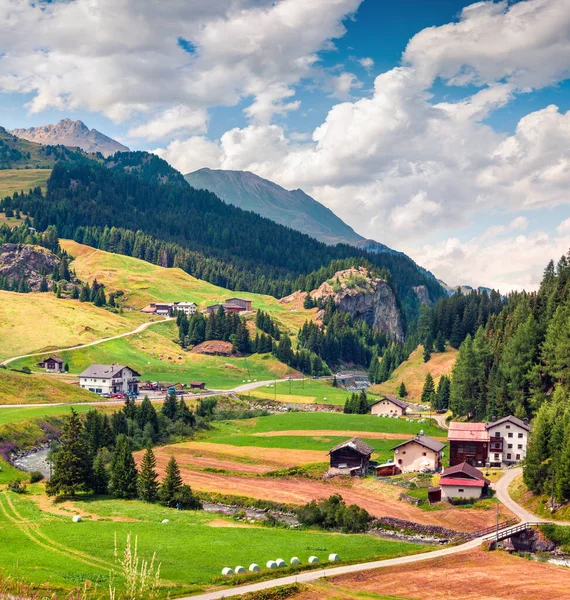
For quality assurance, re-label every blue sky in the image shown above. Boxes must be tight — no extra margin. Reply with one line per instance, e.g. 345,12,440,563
2,0,570,291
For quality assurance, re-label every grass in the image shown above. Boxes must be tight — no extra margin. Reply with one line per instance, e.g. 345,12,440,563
249,379,379,406
0,492,429,597
509,474,570,521
370,346,458,402
0,169,50,198
0,370,97,405
61,240,315,335
0,404,94,427
0,290,147,361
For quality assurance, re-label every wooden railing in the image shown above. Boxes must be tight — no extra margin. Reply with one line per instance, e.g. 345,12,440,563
457,517,519,540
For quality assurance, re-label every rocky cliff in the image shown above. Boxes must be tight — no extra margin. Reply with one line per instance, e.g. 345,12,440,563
11,119,129,157
0,244,60,290
309,267,405,342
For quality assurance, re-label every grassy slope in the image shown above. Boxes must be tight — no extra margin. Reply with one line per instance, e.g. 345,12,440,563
0,492,427,596
0,371,97,405
370,345,458,402
12,320,294,388
0,169,50,197
0,290,147,361
61,240,315,334
509,474,570,522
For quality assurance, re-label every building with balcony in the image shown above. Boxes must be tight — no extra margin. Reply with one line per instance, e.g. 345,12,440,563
79,364,140,396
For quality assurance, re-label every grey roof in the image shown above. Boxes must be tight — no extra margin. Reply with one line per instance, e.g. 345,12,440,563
370,394,409,410
329,437,375,456
40,356,64,363
486,415,531,432
392,434,446,453
79,364,140,379
441,461,490,484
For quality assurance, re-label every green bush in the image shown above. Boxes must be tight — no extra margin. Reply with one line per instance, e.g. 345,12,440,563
296,494,371,533
29,471,44,483
7,479,27,494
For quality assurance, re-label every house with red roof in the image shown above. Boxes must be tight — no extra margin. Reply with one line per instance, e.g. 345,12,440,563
439,462,490,500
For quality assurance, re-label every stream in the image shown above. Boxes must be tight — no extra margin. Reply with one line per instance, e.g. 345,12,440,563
13,448,51,479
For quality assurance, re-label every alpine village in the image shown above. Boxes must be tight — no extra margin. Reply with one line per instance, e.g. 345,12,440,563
1,2,570,600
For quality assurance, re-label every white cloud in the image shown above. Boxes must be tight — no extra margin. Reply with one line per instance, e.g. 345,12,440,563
0,0,363,133
557,217,570,236
327,72,362,99
358,57,374,70
509,216,528,231
154,137,223,175
389,191,442,230
127,106,208,141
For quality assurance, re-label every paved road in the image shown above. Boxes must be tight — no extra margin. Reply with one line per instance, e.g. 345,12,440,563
0,317,174,367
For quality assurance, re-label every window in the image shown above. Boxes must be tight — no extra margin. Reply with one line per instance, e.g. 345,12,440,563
508,432,513,438
518,444,523,449
494,432,501,438
516,454,521,460
458,489,464,493
508,444,513,449
518,433,523,438
507,453,512,460
506,425,510,429
494,454,499,460
423,452,427,456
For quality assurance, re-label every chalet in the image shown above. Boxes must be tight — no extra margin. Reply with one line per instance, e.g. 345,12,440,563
225,298,252,311
328,438,374,476
439,462,490,500
370,395,408,417
153,302,173,316
392,434,445,473
37,356,64,373
141,302,197,316
486,416,531,467
207,298,253,315
448,422,489,467
175,302,197,316
189,382,205,390
79,364,140,396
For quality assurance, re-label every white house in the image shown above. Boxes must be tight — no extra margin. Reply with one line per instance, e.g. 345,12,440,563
370,395,408,417
486,415,531,467
79,364,140,396
439,462,490,501
392,434,445,473
174,302,197,316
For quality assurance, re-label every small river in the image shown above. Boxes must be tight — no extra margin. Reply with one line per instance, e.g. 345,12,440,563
13,448,51,479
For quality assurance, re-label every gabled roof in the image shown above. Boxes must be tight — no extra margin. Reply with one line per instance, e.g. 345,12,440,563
439,477,486,488
447,421,489,442
79,364,141,379
370,394,409,410
40,356,64,363
486,415,531,432
441,461,490,484
329,437,374,457
392,434,446,453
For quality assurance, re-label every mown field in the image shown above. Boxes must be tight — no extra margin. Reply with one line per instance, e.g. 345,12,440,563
0,290,148,361
61,240,315,334
0,491,428,597
0,370,97,405
0,168,50,198
370,345,458,402
13,320,296,388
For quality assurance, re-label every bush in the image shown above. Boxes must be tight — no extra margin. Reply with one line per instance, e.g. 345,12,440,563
297,494,371,533
21,366,31,374
29,471,44,483
174,484,202,510
7,479,27,494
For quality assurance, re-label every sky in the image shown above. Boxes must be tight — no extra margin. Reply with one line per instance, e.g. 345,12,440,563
2,0,570,292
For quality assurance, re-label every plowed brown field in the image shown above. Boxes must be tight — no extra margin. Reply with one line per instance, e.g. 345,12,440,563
293,548,570,600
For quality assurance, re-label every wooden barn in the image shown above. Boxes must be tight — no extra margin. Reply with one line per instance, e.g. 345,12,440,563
328,438,374,476
448,422,489,467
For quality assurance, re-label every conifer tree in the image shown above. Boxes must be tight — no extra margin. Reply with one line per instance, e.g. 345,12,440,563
92,452,109,495
435,331,446,353
162,391,178,420
137,446,159,503
435,375,450,410
39,277,48,292
159,456,183,507
420,373,436,406
110,435,138,499
358,391,369,414
398,381,408,398
46,408,93,497
423,345,431,363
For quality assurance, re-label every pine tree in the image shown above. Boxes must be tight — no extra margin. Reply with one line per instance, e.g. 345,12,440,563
110,435,138,499
357,391,369,414
420,373,436,406
449,315,464,349
137,446,159,503
46,408,93,497
555,435,570,502
435,331,446,353
39,277,48,292
162,391,178,420
159,456,183,507
92,452,109,495
423,345,431,363
398,381,408,398
435,375,450,410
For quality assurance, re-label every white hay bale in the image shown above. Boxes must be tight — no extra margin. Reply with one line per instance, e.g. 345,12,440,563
222,567,234,576
275,558,286,568
328,553,340,562
266,560,278,569
308,556,319,564
234,566,246,574
72,515,82,523
249,563,260,572
290,557,301,565
161,519,170,524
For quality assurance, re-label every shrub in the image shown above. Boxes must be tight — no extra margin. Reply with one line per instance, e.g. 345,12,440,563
21,366,31,374
296,494,371,533
7,479,27,494
29,471,44,483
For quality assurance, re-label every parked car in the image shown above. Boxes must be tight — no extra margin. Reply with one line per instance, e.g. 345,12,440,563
101,393,110,398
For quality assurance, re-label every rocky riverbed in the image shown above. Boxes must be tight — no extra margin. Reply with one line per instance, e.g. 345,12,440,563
12,447,51,478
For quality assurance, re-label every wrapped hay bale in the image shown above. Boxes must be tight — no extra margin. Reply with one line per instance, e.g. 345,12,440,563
72,516,82,523
328,553,340,562
161,519,170,524
266,560,278,569
308,556,319,564
249,564,260,572
234,566,246,574
275,558,286,568
290,557,301,565
221,567,234,576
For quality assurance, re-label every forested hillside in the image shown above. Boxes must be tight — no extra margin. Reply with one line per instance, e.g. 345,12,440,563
3,153,444,321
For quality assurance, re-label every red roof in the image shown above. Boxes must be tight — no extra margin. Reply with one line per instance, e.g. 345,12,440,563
439,477,485,488
447,422,489,442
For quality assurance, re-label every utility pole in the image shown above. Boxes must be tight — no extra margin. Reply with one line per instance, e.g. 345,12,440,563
496,501,499,544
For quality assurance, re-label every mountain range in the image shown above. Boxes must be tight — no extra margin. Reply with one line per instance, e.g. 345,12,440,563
11,119,129,157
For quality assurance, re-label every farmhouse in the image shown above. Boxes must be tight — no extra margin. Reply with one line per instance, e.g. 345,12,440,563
448,422,489,467
189,382,206,390
486,415,531,467
79,364,140,396
439,461,490,501
328,437,374,476
37,356,64,373
207,298,253,315
141,301,197,316
370,395,408,417
392,434,445,473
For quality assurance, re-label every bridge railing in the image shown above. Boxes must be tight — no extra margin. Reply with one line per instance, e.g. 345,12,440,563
456,517,519,540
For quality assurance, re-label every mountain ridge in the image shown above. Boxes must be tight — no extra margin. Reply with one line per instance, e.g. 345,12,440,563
11,118,129,158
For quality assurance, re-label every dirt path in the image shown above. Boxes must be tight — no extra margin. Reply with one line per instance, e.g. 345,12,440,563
0,316,174,367
252,430,447,441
